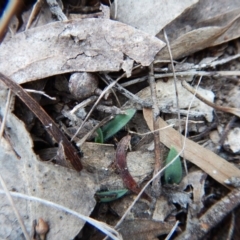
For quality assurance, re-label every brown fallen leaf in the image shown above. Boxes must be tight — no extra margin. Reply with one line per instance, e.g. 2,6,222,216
143,108,240,189
118,219,177,240
115,135,151,201
157,12,240,60
0,18,165,84
0,72,83,171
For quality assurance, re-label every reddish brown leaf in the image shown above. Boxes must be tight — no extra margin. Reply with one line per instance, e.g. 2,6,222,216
115,135,151,201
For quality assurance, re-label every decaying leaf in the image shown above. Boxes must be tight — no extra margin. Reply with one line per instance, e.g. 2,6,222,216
118,219,177,240
0,18,165,84
0,89,98,239
143,108,240,188
152,196,176,222
115,0,198,36
180,169,207,214
224,128,240,154
137,78,214,122
156,3,240,60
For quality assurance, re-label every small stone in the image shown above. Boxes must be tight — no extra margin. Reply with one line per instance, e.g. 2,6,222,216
69,72,99,100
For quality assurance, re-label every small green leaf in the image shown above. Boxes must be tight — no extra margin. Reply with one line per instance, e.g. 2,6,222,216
95,189,128,202
164,147,182,184
101,109,136,141
95,128,104,143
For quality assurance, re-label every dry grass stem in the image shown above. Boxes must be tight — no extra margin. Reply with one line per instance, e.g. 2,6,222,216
25,89,56,100
155,70,240,79
0,174,31,240
128,124,174,136
182,80,240,117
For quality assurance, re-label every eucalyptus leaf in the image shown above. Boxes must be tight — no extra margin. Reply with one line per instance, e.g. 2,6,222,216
95,189,128,202
164,147,182,184
101,108,136,141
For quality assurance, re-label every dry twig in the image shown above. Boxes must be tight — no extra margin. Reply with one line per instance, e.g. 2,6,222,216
148,63,162,196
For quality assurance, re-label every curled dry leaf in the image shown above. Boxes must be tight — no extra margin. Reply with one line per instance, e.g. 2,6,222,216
157,6,240,60
115,135,151,201
158,12,240,60
0,18,165,84
143,108,240,189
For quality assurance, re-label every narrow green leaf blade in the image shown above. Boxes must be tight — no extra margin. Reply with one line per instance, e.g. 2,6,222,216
95,189,128,202
164,147,182,184
95,128,104,143
102,109,136,141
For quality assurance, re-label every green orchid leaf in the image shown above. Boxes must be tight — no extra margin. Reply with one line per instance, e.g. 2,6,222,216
95,128,104,143
95,189,128,202
101,108,136,141
164,147,182,184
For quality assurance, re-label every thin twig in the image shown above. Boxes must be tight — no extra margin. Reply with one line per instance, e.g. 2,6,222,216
121,76,148,88
0,89,11,138
0,174,31,240
76,115,114,147
0,190,121,240
99,75,122,108
148,63,162,195
165,220,179,240
70,96,98,114
155,70,240,78
163,29,182,135
103,74,151,108
25,89,56,100
175,188,240,240
182,80,240,117
128,124,174,136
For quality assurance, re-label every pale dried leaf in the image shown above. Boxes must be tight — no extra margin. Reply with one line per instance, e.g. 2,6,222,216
0,90,98,239
119,219,175,240
181,169,207,213
116,0,198,36
0,19,165,84
137,79,214,122
152,196,176,222
143,108,240,188
156,3,240,60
